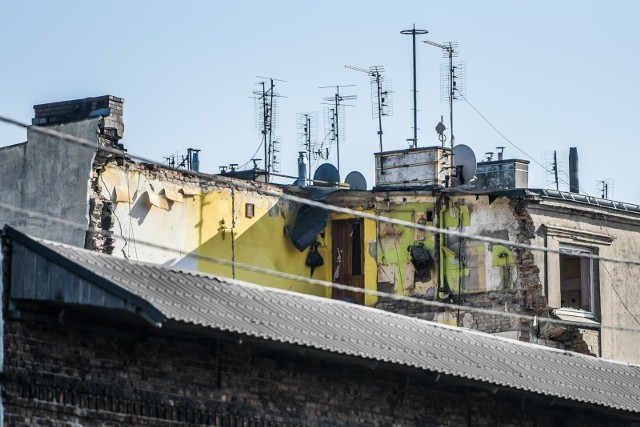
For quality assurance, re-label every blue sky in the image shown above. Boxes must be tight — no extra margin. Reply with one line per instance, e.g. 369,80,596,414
1,1,638,202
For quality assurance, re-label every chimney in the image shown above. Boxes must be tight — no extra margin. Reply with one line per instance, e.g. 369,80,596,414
32,95,124,140
297,152,307,187
569,147,579,193
474,158,529,190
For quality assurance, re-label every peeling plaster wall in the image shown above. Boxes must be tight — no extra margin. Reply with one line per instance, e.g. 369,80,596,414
98,164,327,297
528,200,640,364
440,195,523,296
376,199,437,298
374,193,543,340
374,194,523,301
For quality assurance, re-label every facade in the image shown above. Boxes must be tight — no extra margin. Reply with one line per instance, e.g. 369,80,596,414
1,95,640,364
2,226,640,426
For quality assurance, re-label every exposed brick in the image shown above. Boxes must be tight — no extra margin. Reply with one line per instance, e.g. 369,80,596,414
3,317,619,426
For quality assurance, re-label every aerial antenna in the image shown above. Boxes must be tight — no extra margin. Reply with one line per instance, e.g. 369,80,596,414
345,65,392,174
163,153,177,169
163,149,201,172
597,179,613,199
542,150,567,191
401,25,429,146
271,136,281,173
320,85,357,176
297,112,321,181
253,76,286,182
424,40,465,154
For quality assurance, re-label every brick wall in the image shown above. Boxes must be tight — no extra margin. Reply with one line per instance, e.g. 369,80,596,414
32,95,125,143
375,290,522,335
33,95,123,125
2,316,622,426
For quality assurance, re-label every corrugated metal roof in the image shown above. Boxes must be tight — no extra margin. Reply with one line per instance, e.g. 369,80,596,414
6,227,640,414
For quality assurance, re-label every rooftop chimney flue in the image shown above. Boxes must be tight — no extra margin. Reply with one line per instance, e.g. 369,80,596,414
569,147,579,193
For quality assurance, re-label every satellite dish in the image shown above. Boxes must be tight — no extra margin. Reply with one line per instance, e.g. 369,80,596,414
345,171,367,190
452,144,477,184
313,163,340,184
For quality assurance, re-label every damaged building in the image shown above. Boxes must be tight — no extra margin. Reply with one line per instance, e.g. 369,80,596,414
1,95,640,367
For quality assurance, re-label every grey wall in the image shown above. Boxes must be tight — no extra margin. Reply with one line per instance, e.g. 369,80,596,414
0,119,99,247
0,143,27,229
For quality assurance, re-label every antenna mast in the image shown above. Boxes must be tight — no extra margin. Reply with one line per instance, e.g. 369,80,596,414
297,112,322,181
597,179,612,199
542,150,567,191
345,65,392,173
401,25,428,146
320,85,356,176
424,40,464,153
253,76,286,182
553,151,559,191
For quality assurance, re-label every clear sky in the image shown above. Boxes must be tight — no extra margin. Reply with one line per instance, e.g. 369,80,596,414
1,1,639,203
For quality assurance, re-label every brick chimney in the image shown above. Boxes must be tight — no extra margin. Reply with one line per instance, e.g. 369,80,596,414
32,95,124,140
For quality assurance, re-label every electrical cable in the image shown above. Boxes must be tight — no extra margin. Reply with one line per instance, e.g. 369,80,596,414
457,92,596,198
455,93,639,322
2,113,635,267
238,138,264,170
2,114,640,334
1,199,640,335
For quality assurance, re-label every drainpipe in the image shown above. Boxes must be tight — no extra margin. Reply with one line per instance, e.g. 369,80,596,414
434,193,445,299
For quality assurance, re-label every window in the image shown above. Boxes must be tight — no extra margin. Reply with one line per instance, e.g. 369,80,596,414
245,203,255,218
557,245,595,318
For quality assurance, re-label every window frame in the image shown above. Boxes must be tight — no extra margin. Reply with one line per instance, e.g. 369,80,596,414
555,244,595,319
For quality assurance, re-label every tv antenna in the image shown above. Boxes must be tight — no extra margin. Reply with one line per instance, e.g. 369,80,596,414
401,25,429,145
345,65,393,173
320,85,357,176
424,40,465,153
542,150,567,191
271,136,281,173
253,76,286,182
597,179,613,199
162,149,201,172
297,112,323,181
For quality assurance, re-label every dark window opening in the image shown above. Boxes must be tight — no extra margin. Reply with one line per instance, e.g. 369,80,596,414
559,249,593,314
351,223,362,276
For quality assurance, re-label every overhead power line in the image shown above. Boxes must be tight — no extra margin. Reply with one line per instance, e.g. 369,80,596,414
0,114,638,267
0,199,639,335
1,113,640,332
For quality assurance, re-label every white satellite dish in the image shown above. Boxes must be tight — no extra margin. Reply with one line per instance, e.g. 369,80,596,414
345,171,367,190
452,144,477,184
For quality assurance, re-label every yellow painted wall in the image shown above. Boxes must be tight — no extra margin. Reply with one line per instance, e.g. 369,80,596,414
105,165,524,306
196,191,327,297
101,165,330,297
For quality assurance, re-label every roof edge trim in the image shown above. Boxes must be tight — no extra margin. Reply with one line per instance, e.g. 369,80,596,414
2,225,165,327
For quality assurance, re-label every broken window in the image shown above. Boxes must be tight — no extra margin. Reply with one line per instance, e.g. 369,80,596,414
557,245,595,318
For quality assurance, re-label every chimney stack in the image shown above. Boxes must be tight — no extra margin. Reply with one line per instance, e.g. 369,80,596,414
569,147,579,193
33,95,124,141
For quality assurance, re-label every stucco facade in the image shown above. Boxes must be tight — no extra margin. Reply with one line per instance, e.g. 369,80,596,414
1,95,639,364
